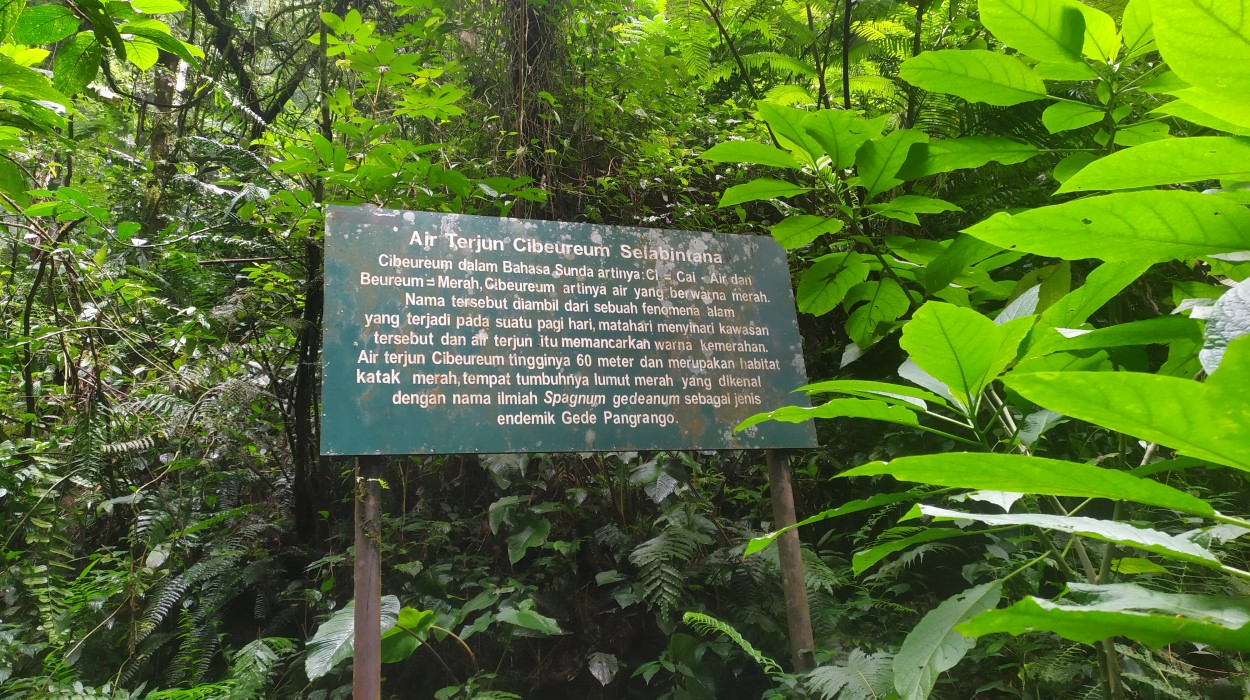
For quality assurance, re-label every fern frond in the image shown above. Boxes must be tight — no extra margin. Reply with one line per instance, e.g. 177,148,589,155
683,611,782,674
806,649,895,700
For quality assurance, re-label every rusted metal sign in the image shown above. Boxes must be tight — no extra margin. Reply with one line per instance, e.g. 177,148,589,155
320,206,817,454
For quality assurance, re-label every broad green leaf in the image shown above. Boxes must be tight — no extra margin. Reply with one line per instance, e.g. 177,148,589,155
1055,315,1202,352
978,0,1085,64
923,234,1002,294
1149,0,1250,97
853,527,981,575
900,302,1025,409
917,505,1222,568
505,516,550,564
75,0,124,59
900,50,1049,106
841,453,1215,517
130,0,185,12
12,4,78,44
1151,99,1250,137
1200,278,1250,373
1075,3,1120,62
124,35,160,69
796,252,868,316
1033,61,1098,80
497,605,564,635
1165,87,1250,131
745,491,923,556
0,54,68,104
1052,152,1097,183
1042,101,1103,133
769,215,844,249
801,109,883,169
897,136,1040,180
756,101,824,165
1058,137,1250,193
53,32,102,97
121,22,202,65
869,195,962,225
844,278,910,346
1111,121,1170,147
736,397,921,432
718,178,810,207
1006,345,1250,472
856,129,928,197
799,379,949,407
963,191,1250,262
380,607,435,663
0,0,22,43
1039,260,1151,329
0,156,26,204
959,584,1250,651
1122,0,1154,58
894,581,1003,700
305,596,400,680
700,141,800,170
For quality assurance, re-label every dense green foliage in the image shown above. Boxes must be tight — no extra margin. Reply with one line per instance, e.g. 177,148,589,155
1,0,1248,698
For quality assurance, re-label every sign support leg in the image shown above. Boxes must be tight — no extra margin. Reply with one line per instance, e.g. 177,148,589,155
353,456,383,699
765,449,815,672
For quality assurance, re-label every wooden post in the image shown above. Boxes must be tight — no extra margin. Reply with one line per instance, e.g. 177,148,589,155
353,456,383,699
765,449,815,672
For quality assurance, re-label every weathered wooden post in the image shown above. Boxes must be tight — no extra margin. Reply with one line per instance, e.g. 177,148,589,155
766,449,815,671
352,456,383,699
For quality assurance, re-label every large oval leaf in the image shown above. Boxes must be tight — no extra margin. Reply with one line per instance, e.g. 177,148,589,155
305,596,400,680
856,129,928,197
13,4,79,44
1150,0,1250,96
842,452,1214,517
898,136,1041,180
959,584,1250,651
900,50,1048,106
718,177,811,207
52,31,101,97
0,0,24,44
736,397,920,432
900,302,1029,410
916,505,1222,568
963,191,1250,262
796,252,868,316
979,0,1085,64
700,141,800,170
1057,137,1250,192
894,581,1003,700
1007,338,1250,472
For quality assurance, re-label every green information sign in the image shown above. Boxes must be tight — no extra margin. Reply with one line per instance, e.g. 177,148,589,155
320,206,817,454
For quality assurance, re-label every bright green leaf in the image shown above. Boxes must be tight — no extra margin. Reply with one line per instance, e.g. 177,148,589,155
1151,99,1250,136
756,101,824,165
12,4,78,44
844,278,910,347
0,0,23,43
305,596,400,680
919,505,1222,568
1075,3,1120,62
796,252,868,316
1055,315,1202,352
1006,345,1250,472
856,129,928,197
897,136,1040,180
53,32,102,96
769,215,844,249
497,605,564,635
869,195,962,225
129,0,185,13
978,0,1085,64
923,234,1002,294
900,50,1049,106
1042,101,1103,134
745,491,923,556
700,141,800,170
1122,0,1154,58
718,178,810,207
841,453,1215,517
959,584,1250,651
380,607,435,663
1149,0,1250,97
900,302,1025,409
963,191,1250,262
894,581,1003,700
854,527,981,575
1058,137,1250,193
736,397,921,432
801,109,883,169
